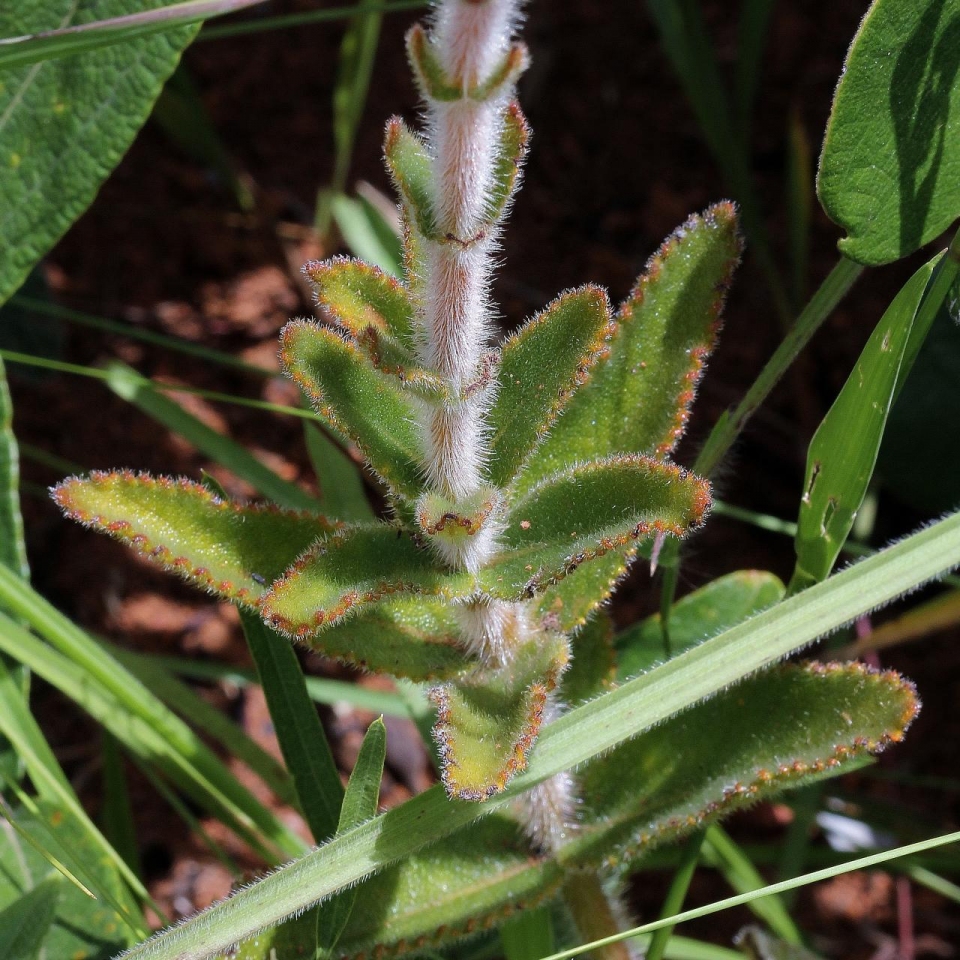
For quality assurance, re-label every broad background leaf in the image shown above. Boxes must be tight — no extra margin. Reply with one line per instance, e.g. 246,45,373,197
0,1,200,307
817,0,960,264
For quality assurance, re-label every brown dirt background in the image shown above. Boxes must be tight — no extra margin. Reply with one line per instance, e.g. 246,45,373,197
8,0,960,955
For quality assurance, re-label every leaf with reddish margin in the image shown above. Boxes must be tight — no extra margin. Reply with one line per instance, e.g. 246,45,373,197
564,662,919,870
432,632,569,800
488,284,616,488
515,204,742,497
298,597,476,682
261,524,474,639
384,118,437,240
480,456,710,601
280,322,424,503
51,472,335,607
303,256,416,347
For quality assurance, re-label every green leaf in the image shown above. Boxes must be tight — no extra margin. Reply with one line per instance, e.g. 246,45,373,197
300,597,474,681
0,357,28,579
304,423,375,523
330,193,404,278
262,525,473,639
241,612,344,844
318,717,387,954
564,662,919,868
384,118,437,239
280,322,424,501
792,254,942,588
561,612,617,706
501,907,556,960
52,471,335,607
483,456,710,601
0,2,200,307
303,257,415,348
0,874,61,960
484,101,530,225
817,0,960,265
433,634,569,800
617,570,786,679
515,204,741,497
0,798,140,957
336,814,561,960
112,510,960,960
534,547,636,633
104,361,321,511
488,285,615,487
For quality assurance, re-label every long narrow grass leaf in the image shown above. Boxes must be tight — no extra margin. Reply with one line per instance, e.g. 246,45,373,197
240,611,344,843
105,361,320,511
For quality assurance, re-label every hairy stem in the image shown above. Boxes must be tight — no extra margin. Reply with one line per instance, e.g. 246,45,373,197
562,870,636,960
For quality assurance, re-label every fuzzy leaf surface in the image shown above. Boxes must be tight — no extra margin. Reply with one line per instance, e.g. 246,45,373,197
561,611,617,706
534,547,636,632
262,525,473,639
483,101,530,226
304,257,415,348
281,322,423,502
0,357,28,579
231,814,559,960
565,662,918,869
515,204,741,496
294,598,474,681
482,456,710,600
817,0,960,264
52,472,334,607
617,570,786,679
432,634,569,800
488,285,614,487
384,119,437,238
0,2,198,306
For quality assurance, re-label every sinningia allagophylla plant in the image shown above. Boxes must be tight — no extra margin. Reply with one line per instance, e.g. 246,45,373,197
54,0,722,827
55,0,728,824
52,3,921,952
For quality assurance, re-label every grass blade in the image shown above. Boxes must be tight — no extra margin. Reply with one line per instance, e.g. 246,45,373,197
240,611,344,843
0,567,305,861
104,361,320,511
118,509,960,959
0,0,264,70
305,422,374,522
111,645,297,806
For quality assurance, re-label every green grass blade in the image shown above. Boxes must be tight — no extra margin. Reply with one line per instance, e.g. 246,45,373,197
8,296,266,374
240,611,344,843
317,0,383,236
104,361,320,510
645,831,705,960
111,645,297,805
101,732,142,877
734,0,777,137
199,0,426,41
331,193,405,277
0,567,306,860
117,510,960,959
0,357,28,579
703,826,802,944
540,830,960,960
791,250,952,589
305,422,374,522
0,0,263,70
